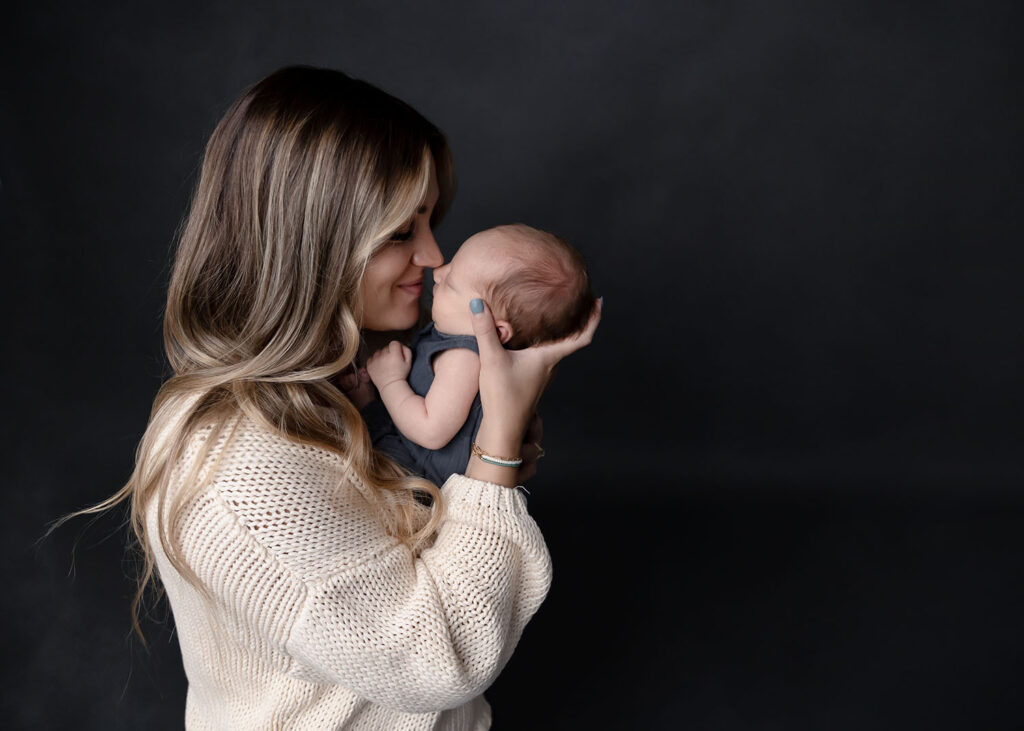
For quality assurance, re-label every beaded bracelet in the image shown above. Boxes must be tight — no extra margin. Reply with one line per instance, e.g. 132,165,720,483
471,442,524,468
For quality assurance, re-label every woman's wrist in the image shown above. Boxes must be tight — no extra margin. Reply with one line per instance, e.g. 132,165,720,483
473,421,525,460
465,459,519,487
466,422,526,487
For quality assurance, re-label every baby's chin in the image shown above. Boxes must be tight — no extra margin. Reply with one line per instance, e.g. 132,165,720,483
431,310,473,336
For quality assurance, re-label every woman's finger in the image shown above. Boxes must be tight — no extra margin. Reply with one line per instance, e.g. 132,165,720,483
529,297,602,363
469,298,505,365
517,446,539,482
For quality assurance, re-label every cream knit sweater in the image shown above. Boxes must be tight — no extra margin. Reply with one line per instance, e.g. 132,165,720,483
146,412,552,730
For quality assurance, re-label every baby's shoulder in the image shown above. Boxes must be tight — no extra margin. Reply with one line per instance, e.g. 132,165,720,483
431,345,480,374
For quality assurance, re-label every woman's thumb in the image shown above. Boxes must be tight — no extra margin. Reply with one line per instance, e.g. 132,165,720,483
469,298,502,357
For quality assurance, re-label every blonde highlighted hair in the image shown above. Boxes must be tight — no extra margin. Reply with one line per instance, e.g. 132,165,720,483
55,66,456,640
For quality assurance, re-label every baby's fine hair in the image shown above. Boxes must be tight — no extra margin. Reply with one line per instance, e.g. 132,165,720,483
487,224,595,350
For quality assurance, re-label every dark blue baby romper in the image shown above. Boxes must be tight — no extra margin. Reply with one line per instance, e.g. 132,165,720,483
360,324,482,486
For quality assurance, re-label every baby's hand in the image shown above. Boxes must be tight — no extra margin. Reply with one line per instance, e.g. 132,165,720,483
339,367,375,409
366,341,413,389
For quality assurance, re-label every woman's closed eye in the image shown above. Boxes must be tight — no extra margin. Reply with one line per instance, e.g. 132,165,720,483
389,224,414,242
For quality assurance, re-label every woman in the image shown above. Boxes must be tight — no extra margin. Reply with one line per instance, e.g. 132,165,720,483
76,66,599,729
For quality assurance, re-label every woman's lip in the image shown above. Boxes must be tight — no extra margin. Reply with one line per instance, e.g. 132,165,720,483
398,280,423,294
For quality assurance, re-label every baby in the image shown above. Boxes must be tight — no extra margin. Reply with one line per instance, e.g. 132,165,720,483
350,223,595,485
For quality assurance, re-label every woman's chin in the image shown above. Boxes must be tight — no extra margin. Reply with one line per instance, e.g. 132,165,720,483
366,312,419,333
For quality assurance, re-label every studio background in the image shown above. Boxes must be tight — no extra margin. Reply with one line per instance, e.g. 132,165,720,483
4,1,1022,728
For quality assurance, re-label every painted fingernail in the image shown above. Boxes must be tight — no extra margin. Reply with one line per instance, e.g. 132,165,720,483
470,298,484,314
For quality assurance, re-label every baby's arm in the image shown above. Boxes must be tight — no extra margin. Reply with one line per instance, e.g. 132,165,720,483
366,342,481,450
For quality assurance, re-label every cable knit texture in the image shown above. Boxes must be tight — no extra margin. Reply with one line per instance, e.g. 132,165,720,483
147,411,552,730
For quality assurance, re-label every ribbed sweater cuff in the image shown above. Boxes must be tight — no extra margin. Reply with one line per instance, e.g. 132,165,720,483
441,474,529,515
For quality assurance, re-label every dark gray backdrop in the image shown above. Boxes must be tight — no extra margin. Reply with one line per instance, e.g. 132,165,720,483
4,1,1023,728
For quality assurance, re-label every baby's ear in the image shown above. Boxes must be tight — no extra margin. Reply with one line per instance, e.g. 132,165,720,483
494,319,514,345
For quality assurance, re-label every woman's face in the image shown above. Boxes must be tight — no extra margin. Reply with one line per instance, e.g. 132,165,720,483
359,169,443,331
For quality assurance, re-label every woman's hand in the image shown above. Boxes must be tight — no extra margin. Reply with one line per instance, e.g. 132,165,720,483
466,297,601,486
517,413,544,483
339,367,375,410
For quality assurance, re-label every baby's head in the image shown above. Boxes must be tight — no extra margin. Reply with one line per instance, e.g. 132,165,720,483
431,224,594,349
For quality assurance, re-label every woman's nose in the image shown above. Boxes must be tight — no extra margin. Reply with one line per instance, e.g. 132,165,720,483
412,228,443,268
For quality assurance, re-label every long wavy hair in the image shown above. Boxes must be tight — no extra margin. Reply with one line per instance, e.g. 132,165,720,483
56,66,456,640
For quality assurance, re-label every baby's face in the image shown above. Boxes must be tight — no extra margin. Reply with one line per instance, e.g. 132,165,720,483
431,229,510,335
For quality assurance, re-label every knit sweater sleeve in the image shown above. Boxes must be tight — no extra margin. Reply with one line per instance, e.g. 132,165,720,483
195,417,553,715
285,474,552,713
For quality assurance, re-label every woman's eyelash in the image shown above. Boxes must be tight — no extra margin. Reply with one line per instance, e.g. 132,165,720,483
390,224,415,242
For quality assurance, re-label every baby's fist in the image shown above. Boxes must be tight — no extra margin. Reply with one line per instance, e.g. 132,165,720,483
366,341,413,388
